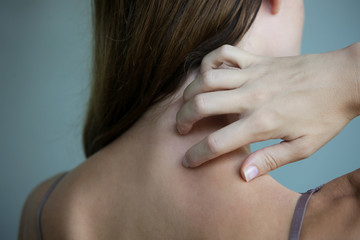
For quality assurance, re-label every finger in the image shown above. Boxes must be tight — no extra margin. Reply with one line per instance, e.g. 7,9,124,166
200,45,259,73
240,137,314,182
182,118,268,168
183,68,251,102
177,89,249,134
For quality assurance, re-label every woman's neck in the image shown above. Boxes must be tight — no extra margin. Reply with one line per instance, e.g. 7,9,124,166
105,69,250,169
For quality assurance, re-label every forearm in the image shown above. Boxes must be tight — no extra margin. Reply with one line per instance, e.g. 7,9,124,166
345,42,360,117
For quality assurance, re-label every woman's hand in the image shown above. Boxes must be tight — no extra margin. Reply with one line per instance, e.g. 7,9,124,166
176,43,360,182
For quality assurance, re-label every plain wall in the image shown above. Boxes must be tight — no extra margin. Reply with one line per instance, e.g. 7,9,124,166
0,0,359,239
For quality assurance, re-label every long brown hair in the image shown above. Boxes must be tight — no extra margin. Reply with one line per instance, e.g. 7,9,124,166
83,0,262,157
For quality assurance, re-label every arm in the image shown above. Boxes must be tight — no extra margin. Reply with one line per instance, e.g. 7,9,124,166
350,42,360,115
176,43,360,181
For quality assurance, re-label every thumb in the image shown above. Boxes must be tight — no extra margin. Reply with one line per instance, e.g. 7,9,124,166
240,138,311,182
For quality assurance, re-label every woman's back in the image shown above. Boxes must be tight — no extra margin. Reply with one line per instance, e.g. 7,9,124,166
21,95,301,240
20,91,360,240
33,154,298,239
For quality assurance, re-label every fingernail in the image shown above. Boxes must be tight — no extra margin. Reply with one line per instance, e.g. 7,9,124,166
182,157,189,168
244,166,258,182
177,125,183,135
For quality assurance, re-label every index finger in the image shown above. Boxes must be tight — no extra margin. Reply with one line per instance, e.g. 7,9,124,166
182,117,268,168
183,68,251,102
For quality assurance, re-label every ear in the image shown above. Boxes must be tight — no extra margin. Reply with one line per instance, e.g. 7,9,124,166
267,0,282,15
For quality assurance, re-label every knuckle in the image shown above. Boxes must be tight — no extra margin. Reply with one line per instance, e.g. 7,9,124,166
264,111,279,130
192,94,207,115
220,44,232,54
299,143,312,159
201,71,216,90
200,57,210,71
293,140,312,160
250,89,268,103
205,134,220,155
252,113,276,133
219,44,232,57
263,151,279,171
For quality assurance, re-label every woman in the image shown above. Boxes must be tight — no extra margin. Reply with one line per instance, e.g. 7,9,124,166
18,0,360,239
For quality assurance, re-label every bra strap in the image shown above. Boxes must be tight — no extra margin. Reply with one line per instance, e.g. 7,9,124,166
289,185,323,240
36,172,68,240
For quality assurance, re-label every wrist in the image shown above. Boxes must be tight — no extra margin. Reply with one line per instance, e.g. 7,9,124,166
353,43,360,116
342,42,360,118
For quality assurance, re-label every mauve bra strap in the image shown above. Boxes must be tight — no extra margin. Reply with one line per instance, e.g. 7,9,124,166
288,184,323,240
36,172,68,240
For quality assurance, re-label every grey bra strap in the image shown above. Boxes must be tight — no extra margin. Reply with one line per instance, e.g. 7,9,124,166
36,172,68,240
289,185,323,240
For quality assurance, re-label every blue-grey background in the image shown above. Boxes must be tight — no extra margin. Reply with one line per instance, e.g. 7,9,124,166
0,0,359,239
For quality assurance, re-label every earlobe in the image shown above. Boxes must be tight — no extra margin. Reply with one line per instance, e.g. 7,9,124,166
269,0,282,15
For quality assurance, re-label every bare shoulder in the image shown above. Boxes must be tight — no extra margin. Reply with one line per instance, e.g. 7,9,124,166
301,168,360,240
18,172,68,240
17,151,132,240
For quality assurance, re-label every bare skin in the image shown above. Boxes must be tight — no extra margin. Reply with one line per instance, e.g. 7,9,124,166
18,87,299,239
18,75,360,239
301,168,360,240
18,0,360,239
176,43,360,183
